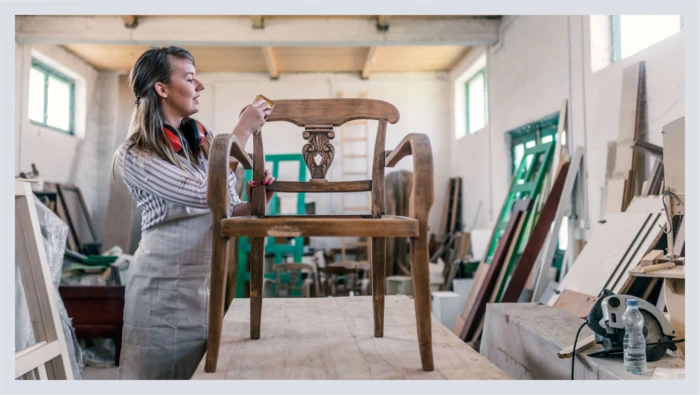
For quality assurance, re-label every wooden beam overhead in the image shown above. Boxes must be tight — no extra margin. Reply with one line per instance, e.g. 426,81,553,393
16,16,500,47
252,15,264,29
361,46,377,79
122,15,138,29
262,46,279,79
377,15,390,31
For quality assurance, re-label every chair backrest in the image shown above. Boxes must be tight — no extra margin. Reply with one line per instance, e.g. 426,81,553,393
248,99,400,218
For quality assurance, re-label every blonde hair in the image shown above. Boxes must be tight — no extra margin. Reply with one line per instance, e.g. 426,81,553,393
112,46,211,178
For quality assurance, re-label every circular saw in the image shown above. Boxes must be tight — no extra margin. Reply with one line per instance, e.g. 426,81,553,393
586,289,677,361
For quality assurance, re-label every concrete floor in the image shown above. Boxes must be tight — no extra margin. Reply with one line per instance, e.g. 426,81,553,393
81,366,119,380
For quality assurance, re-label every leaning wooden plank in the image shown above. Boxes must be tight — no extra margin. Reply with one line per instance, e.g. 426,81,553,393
557,334,597,359
637,262,676,273
193,296,510,380
459,200,531,341
625,195,663,214
628,265,684,279
613,62,644,179
501,160,571,303
549,212,650,305
15,181,73,379
662,116,685,196
605,212,658,290
553,290,598,319
531,147,584,301
611,213,667,294
640,250,665,267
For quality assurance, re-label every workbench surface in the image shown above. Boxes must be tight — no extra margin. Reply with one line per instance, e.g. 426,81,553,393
481,303,685,380
192,295,509,380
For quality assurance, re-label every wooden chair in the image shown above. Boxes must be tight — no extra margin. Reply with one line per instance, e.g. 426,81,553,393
270,262,319,297
205,98,434,372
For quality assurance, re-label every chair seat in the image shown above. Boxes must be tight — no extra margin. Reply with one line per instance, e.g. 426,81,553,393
220,215,419,238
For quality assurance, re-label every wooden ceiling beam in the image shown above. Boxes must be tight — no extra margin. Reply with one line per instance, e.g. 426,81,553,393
252,15,264,29
262,46,279,79
361,46,378,79
122,15,138,29
16,16,500,46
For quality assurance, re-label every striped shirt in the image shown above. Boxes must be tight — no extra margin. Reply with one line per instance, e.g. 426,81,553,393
115,143,243,231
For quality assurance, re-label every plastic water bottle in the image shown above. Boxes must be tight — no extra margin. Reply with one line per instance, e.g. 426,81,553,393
623,299,647,374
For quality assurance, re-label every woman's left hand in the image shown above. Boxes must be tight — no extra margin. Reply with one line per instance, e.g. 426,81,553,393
247,169,276,204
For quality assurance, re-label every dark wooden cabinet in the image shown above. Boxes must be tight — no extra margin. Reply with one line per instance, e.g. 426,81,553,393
58,285,125,365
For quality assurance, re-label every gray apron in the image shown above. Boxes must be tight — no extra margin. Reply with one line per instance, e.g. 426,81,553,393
118,203,212,380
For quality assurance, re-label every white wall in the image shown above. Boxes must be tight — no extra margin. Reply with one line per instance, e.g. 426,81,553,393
449,15,685,235
114,71,451,250
15,44,123,241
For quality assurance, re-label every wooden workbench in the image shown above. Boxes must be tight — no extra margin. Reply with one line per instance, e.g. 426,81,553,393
481,303,685,380
192,295,509,380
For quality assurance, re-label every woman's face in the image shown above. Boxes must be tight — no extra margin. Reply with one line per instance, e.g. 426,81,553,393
160,56,205,118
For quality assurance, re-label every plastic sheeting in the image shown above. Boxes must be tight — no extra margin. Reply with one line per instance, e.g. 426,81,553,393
15,196,83,379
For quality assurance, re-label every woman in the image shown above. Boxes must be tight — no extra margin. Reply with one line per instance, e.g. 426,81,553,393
113,46,274,379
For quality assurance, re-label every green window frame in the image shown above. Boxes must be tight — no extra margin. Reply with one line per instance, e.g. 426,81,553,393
465,68,488,134
508,111,565,276
509,111,559,174
29,59,75,135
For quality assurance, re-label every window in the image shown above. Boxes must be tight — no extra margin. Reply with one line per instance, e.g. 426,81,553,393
28,59,75,134
465,69,487,134
454,53,488,139
613,15,682,61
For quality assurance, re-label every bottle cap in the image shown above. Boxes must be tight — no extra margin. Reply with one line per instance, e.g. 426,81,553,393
626,299,638,307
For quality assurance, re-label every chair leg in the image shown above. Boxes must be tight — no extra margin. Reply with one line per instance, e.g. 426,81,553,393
410,226,434,371
205,232,229,372
371,237,386,337
249,237,265,339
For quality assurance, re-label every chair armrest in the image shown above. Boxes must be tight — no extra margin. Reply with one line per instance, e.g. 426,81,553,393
384,133,434,219
207,134,254,220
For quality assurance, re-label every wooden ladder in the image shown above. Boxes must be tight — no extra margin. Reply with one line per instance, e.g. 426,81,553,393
15,180,74,380
338,91,371,266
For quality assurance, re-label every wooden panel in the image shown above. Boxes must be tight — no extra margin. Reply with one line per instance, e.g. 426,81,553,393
552,290,597,319
610,213,666,294
613,61,644,175
220,215,419,237
266,180,371,193
629,265,684,279
625,195,663,214
550,212,650,304
371,46,470,72
640,250,665,266
605,178,626,214
664,279,685,355
662,116,685,195
192,296,510,380
63,44,268,72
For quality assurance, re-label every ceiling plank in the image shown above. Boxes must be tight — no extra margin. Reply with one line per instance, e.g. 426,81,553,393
16,16,500,47
252,15,264,29
361,47,377,79
262,46,279,79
